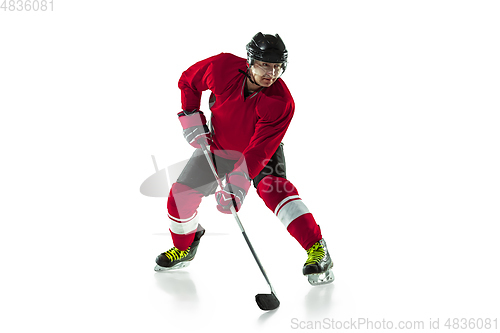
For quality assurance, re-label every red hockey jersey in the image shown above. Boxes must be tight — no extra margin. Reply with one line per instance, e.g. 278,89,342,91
178,53,295,179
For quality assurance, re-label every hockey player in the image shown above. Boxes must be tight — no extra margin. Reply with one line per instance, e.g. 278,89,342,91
155,32,334,285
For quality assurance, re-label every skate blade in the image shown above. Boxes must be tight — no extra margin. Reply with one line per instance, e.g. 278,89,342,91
307,269,335,286
154,261,190,272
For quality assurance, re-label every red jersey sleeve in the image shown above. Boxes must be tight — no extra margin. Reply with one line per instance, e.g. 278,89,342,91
178,55,216,111
178,53,242,111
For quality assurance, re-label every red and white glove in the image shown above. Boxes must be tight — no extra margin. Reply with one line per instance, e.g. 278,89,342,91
177,110,212,148
215,171,251,214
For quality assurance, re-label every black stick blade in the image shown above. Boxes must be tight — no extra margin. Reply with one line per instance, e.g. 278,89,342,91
255,292,280,311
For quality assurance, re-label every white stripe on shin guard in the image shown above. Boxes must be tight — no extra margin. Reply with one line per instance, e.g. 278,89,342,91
275,197,310,229
274,195,300,216
169,213,199,235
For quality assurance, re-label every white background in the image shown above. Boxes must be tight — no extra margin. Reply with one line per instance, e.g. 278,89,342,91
1,1,499,332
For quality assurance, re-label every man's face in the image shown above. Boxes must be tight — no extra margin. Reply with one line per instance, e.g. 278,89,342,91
250,60,283,87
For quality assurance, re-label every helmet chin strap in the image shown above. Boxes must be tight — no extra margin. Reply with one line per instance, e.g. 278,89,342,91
239,67,265,88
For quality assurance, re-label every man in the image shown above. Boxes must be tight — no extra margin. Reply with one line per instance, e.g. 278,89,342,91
155,32,334,285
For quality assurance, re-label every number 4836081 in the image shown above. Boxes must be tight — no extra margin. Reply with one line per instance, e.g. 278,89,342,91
1,0,54,11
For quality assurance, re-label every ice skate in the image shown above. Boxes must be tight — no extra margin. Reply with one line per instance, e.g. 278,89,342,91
303,238,334,286
154,225,205,272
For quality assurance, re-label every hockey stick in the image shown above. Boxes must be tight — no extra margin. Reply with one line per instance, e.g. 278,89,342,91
199,141,280,311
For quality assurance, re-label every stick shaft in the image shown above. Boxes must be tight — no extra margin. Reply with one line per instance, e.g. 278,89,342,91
199,142,276,295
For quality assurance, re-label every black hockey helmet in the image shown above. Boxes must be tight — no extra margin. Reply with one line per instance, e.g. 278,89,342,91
246,32,288,74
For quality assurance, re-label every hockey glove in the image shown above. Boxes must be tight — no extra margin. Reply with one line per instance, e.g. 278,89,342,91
215,171,251,214
178,110,212,148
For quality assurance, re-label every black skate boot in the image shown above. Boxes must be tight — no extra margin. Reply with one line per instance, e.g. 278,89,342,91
303,238,334,285
154,224,206,272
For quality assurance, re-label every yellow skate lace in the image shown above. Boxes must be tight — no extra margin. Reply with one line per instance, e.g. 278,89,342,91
164,247,190,261
305,242,325,265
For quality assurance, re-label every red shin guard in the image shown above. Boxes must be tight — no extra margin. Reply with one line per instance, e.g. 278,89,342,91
167,182,204,251
257,176,322,250
287,215,322,250
170,229,196,251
